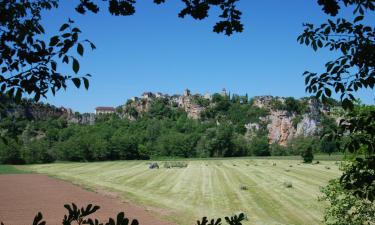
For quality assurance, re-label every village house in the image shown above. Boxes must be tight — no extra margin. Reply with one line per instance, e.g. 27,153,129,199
95,106,116,115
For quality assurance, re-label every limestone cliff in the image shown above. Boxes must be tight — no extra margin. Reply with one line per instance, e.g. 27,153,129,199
247,96,326,145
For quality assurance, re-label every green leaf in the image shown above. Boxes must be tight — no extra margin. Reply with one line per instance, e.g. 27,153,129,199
51,61,57,71
15,88,22,103
354,15,364,23
324,88,332,97
83,77,89,90
77,43,84,56
59,23,69,32
72,78,81,88
62,55,69,64
49,36,59,46
72,58,79,74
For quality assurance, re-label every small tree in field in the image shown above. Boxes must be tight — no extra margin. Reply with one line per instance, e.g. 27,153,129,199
301,146,314,163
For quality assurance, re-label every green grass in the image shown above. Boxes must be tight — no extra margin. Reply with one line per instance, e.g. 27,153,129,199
0,164,29,174
151,154,345,161
26,159,342,225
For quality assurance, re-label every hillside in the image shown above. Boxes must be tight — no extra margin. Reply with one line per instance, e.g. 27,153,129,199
120,89,339,146
0,91,341,164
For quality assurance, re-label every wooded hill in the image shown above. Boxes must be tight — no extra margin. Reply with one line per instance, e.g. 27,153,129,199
0,91,342,164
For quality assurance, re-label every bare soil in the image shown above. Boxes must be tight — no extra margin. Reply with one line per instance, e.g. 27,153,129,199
0,174,176,225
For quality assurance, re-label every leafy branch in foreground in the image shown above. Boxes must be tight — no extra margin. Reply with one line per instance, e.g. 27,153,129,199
0,1,94,102
1,0,243,102
197,213,245,225
0,203,245,225
298,0,374,109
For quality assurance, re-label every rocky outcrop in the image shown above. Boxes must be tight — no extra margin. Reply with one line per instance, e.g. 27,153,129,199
0,96,95,125
244,96,327,145
123,89,205,119
265,111,318,146
173,90,204,119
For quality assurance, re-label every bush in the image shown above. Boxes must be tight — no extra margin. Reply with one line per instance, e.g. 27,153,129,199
22,139,56,164
0,139,24,164
301,146,314,163
320,157,375,225
287,136,318,156
249,136,270,156
320,180,375,225
270,143,288,156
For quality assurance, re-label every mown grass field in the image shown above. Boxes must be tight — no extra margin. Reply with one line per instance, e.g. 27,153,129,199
25,158,341,225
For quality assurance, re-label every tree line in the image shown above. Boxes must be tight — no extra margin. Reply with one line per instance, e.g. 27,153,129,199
0,93,342,164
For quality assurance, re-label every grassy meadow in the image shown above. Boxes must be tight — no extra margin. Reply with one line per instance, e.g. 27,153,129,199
25,158,342,225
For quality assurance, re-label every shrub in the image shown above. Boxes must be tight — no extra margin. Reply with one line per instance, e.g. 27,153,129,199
270,143,288,156
320,157,375,225
249,136,270,156
320,180,375,225
301,146,314,163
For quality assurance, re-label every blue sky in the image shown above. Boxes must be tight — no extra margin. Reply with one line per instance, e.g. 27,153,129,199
42,1,374,113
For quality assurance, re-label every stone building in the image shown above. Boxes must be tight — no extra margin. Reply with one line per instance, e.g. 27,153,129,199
95,106,116,115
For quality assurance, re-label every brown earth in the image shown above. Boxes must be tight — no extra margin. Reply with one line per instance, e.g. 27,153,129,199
0,174,176,225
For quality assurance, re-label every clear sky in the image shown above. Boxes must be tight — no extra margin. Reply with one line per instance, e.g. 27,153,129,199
41,1,374,113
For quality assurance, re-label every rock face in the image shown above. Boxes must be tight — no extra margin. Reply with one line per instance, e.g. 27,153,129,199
123,89,205,119
265,111,318,146
174,90,204,119
0,96,95,125
247,96,324,145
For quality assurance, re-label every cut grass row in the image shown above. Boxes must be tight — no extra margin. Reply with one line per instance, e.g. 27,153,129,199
25,158,342,225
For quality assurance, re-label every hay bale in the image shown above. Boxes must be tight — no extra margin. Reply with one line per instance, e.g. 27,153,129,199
283,181,293,188
149,162,159,169
240,184,248,190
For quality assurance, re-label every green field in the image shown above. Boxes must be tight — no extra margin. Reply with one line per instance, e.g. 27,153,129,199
0,165,29,174
26,158,341,225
